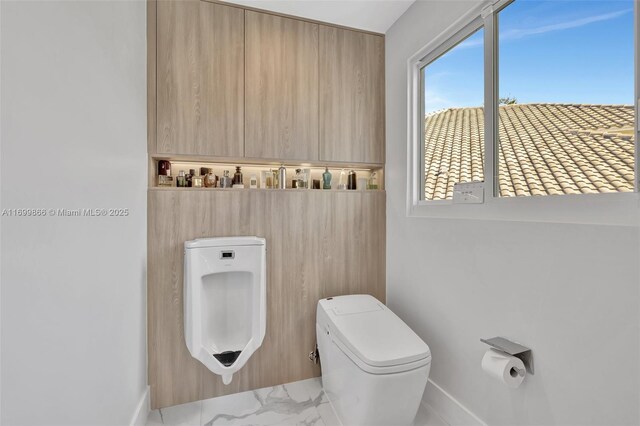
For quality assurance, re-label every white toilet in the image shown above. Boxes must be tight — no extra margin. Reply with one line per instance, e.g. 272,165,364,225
184,236,266,385
316,294,431,426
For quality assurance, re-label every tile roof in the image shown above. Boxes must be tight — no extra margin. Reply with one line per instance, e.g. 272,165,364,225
424,104,635,200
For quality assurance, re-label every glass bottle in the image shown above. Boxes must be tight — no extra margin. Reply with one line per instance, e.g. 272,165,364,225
192,171,204,188
295,169,304,189
322,167,332,190
347,170,357,190
157,160,172,187
187,169,195,187
337,169,347,190
233,166,243,185
368,172,379,190
220,170,233,188
177,170,187,188
204,168,217,188
249,174,258,189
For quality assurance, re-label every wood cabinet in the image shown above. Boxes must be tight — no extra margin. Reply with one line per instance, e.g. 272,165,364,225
156,1,244,156
244,11,319,161
319,26,385,164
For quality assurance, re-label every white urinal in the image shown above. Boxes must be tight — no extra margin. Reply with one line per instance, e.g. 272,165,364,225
184,236,266,385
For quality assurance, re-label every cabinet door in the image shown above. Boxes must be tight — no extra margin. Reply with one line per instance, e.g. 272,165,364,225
156,1,244,156
245,11,319,161
319,26,385,164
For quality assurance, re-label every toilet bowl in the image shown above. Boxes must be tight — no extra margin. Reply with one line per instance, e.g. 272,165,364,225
184,236,266,385
316,294,431,426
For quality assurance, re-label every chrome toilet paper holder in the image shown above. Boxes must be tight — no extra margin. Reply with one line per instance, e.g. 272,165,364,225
481,336,534,375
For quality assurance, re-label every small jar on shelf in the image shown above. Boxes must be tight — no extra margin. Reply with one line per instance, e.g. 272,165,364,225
204,168,217,188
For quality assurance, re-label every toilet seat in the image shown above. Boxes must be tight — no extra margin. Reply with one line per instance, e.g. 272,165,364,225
318,295,431,374
330,331,431,374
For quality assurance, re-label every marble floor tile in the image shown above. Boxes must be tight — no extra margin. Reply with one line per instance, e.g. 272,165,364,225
147,400,202,426
147,377,446,426
201,379,326,426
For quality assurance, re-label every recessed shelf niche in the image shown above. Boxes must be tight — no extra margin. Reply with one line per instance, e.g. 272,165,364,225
151,159,384,191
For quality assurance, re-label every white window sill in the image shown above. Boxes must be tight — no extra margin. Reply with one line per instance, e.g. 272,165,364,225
407,191,640,226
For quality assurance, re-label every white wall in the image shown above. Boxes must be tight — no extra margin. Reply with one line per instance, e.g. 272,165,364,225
386,1,640,425
1,1,147,425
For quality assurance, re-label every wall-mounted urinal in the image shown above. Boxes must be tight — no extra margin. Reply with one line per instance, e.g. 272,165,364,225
184,236,266,385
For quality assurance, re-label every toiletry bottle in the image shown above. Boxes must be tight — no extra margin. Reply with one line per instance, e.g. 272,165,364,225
347,170,357,190
158,160,171,176
295,169,304,189
337,169,346,190
249,174,258,189
157,160,173,186
233,166,243,185
187,169,195,187
220,170,232,188
177,170,187,188
322,167,332,189
204,168,217,188
192,171,204,188
278,166,287,189
368,172,378,190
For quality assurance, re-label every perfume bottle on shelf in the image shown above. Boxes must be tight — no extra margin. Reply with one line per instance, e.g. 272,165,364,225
368,172,379,190
220,170,233,188
192,171,204,188
187,169,195,187
233,166,243,185
347,170,357,190
295,169,305,189
337,169,347,190
177,170,187,188
249,174,258,189
157,160,172,187
204,168,217,188
322,167,332,190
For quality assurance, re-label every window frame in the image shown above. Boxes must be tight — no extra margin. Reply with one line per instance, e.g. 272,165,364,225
406,0,640,226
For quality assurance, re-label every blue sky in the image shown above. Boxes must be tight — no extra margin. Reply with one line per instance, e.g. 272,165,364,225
424,0,635,113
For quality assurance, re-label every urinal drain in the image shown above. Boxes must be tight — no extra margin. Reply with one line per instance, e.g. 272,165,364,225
213,350,242,367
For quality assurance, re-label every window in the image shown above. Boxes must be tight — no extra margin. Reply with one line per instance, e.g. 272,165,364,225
421,28,485,201
412,0,637,206
497,0,635,197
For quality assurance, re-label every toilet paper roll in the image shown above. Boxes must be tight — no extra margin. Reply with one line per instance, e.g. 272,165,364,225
481,348,526,389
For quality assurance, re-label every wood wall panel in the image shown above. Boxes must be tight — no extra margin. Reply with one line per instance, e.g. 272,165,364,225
156,1,244,156
148,190,386,409
244,11,319,161
319,26,385,164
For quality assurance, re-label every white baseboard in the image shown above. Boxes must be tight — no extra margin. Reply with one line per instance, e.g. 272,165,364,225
423,379,486,426
130,386,150,426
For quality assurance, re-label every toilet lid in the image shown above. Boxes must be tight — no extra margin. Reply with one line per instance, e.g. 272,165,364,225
321,295,430,368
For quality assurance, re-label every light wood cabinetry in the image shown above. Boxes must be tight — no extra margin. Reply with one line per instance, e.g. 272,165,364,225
319,26,385,164
244,11,319,161
156,1,244,156
148,1,387,409
148,189,386,409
